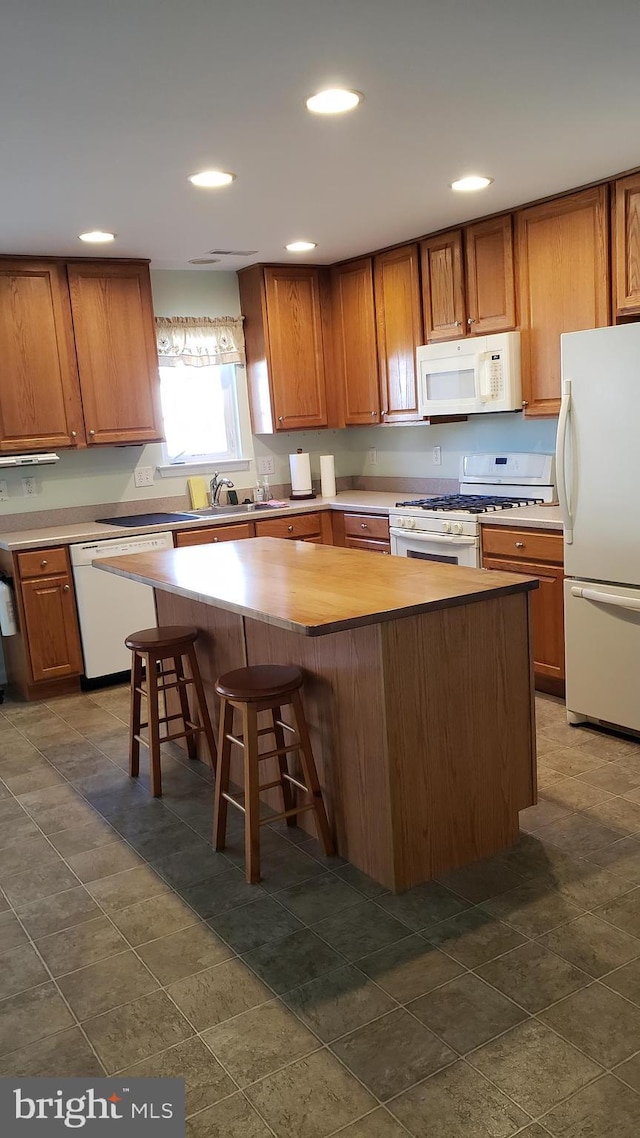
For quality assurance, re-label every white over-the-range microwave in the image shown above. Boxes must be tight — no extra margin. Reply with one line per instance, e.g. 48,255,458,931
417,331,523,418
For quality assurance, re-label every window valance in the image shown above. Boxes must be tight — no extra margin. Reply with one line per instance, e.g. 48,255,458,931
155,316,245,366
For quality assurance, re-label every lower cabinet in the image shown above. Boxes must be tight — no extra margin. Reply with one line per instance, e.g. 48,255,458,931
174,522,254,547
333,512,391,554
481,526,564,694
254,511,333,543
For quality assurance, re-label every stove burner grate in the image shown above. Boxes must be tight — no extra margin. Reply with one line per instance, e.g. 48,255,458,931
395,494,544,514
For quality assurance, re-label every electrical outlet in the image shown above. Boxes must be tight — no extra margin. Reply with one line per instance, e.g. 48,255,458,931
134,467,154,488
367,448,377,465
257,456,275,475
22,476,36,496
0,481,8,502
432,446,442,466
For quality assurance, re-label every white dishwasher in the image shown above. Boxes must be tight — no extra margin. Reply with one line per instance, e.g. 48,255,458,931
70,532,174,679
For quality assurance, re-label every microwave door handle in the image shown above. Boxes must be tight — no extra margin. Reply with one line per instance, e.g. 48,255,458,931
389,529,477,545
556,378,573,543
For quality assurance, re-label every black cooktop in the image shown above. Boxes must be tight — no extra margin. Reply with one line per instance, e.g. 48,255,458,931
96,512,198,527
395,495,544,514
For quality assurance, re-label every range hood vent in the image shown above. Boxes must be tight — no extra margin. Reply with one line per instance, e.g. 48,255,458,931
0,453,60,467
207,249,258,257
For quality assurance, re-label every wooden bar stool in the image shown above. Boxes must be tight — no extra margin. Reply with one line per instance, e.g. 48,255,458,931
126,626,217,798
213,664,334,883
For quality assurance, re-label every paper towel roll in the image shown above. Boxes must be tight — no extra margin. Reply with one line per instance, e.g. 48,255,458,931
289,451,312,497
320,455,336,498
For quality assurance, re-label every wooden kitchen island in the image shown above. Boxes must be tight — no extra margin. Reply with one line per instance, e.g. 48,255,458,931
97,538,538,891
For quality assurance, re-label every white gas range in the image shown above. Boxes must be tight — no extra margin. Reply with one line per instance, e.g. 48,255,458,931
389,453,556,566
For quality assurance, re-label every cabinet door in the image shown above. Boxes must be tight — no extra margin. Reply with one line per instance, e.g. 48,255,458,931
174,523,254,547
332,259,380,425
20,574,83,682
0,260,85,452
516,187,609,416
255,513,321,540
263,267,328,430
67,261,163,445
483,556,565,684
613,173,640,315
374,245,423,421
420,231,466,342
465,216,516,335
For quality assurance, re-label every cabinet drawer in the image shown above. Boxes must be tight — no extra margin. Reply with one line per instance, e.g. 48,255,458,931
174,523,254,548
17,547,68,579
343,513,390,540
255,513,321,540
345,536,391,554
481,526,563,564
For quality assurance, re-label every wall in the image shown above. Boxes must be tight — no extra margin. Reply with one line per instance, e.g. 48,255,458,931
0,268,557,517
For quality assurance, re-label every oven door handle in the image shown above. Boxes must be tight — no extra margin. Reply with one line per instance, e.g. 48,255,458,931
389,529,477,546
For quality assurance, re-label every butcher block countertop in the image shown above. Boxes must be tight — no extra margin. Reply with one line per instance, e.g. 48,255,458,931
95,536,538,636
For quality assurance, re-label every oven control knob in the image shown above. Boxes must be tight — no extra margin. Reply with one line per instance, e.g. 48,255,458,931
452,522,463,535
406,517,415,529
442,521,451,533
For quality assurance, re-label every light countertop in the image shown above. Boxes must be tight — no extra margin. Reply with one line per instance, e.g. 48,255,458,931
478,505,563,531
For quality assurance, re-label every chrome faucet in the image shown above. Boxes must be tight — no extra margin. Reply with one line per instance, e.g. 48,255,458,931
210,472,235,505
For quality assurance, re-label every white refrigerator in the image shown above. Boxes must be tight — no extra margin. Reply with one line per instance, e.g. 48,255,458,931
558,323,640,733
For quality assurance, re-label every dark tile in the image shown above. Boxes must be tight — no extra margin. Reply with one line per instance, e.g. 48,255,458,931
377,882,468,931
48,817,119,858
83,989,193,1074
283,964,396,1042
539,745,603,778
539,913,640,977
276,872,362,924
57,949,159,1020
329,1112,408,1138
0,1027,104,1077
151,843,232,890
0,835,60,880
332,1007,455,1101
42,738,108,779
390,1059,529,1138
426,908,526,967
18,784,97,834
436,856,525,904
540,982,640,1066
186,1094,273,1138
0,942,49,999
110,893,198,947
122,1037,235,1117
616,1053,640,1093
582,796,640,835
577,760,640,796
535,812,625,856
313,900,408,961
481,880,583,937
203,999,317,1086
4,860,80,908
182,866,267,919
87,864,171,913
595,887,640,938
0,811,40,848
477,940,589,1012
588,837,640,884
543,858,634,910
0,983,75,1057
208,896,303,953
542,1073,640,1138
243,927,343,994
539,776,615,812
413,971,528,1055
357,933,463,1003
19,886,101,939
259,846,328,894
469,1019,602,1115
36,915,127,976
498,832,583,881
605,958,640,1006
136,922,232,984
333,863,389,899
0,911,28,953
168,957,271,1031
126,821,205,862
245,1049,375,1138
6,766,65,795
66,842,142,883
520,796,574,832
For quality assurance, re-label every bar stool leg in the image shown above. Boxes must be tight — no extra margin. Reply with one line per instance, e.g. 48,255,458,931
175,654,197,760
272,706,296,827
187,645,218,771
129,651,143,779
244,704,261,883
213,698,233,850
146,654,162,798
290,689,334,856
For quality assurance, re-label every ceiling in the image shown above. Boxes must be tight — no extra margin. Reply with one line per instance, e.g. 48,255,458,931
2,0,640,272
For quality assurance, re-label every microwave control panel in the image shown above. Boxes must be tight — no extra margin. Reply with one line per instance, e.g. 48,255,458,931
480,351,505,400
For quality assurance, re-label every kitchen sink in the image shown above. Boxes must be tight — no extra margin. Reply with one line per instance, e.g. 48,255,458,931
187,504,256,518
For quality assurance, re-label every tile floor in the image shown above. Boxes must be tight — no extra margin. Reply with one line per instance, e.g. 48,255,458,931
1,688,640,1136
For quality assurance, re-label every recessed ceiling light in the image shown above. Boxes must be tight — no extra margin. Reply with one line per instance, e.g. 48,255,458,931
78,230,116,243
285,240,317,253
451,175,493,192
188,170,236,188
305,88,362,115
188,258,221,265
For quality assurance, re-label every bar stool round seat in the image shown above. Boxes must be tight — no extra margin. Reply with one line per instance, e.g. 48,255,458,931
215,664,303,702
213,663,333,883
126,625,217,798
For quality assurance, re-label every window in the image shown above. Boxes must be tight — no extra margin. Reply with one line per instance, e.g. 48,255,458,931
159,360,241,465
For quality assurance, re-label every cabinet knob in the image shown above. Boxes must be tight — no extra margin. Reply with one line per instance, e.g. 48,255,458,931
370,410,376,416
467,317,475,325
454,320,462,327
88,429,95,437
515,541,525,548
521,400,529,408
288,525,294,533
278,416,284,423
40,559,48,568
360,522,368,529
213,537,219,542
63,583,70,592
70,431,77,439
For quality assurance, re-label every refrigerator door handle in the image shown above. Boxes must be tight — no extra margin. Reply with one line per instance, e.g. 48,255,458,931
556,379,573,543
570,586,640,614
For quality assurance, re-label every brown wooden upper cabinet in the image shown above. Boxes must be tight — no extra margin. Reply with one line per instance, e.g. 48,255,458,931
420,217,516,342
331,258,380,425
374,244,423,422
0,257,163,452
613,172,640,316
515,186,609,416
239,265,329,432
